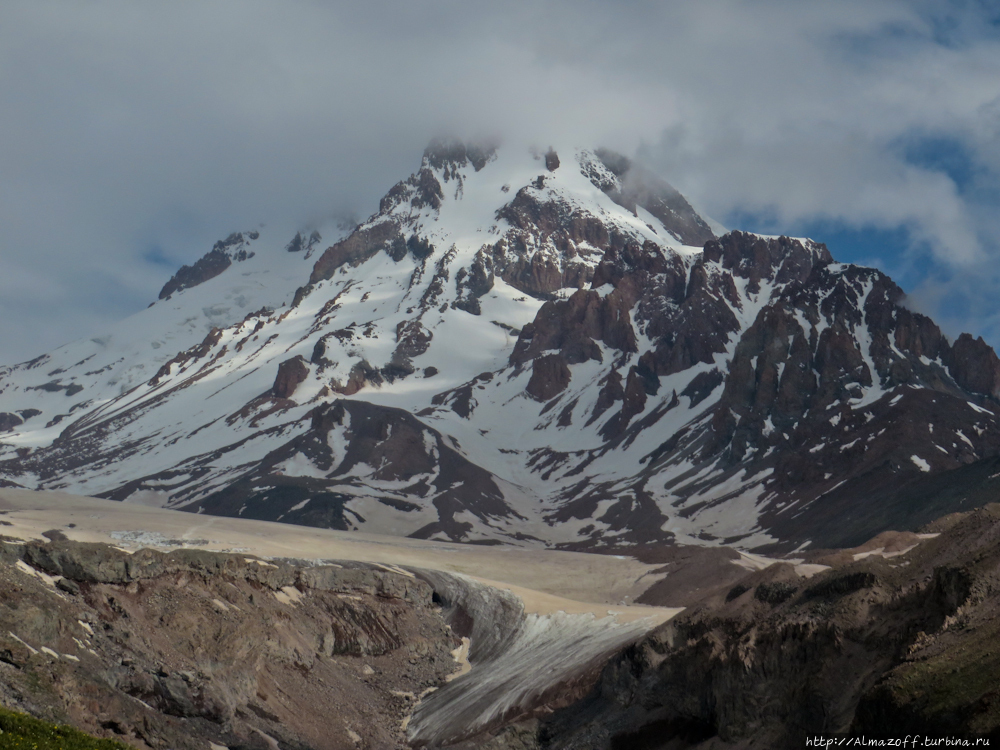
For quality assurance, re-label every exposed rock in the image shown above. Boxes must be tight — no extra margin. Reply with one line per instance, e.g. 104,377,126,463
271,356,310,399
26,381,85,397
680,368,724,407
454,249,496,314
407,233,435,260
159,232,255,299
534,504,1000,747
422,137,498,173
309,221,402,283
0,538,457,749
702,230,831,291
947,332,1000,400
286,231,304,252
491,187,610,297
310,335,330,366
109,398,520,543
526,354,572,401
9,140,1000,556
592,239,742,378
332,359,383,396
387,320,433,382
149,327,224,386
544,148,560,171
0,412,23,432
284,229,321,254
587,148,716,247
588,369,625,425
511,289,636,367
376,140,497,222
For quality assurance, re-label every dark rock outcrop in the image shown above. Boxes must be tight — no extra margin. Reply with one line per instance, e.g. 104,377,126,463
0,412,23,432
333,359,383,396
106,399,521,543
422,137,497,174
511,289,636,367
158,232,255,299
589,148,716,247
149,327,224,386
529,505,1000,748
285,229,322,254
309,221,402,283
946,332,1000,399
490,188,610,298
271,356,309,399
526,354,572,401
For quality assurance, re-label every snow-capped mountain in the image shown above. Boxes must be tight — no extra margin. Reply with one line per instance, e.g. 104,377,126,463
2,140,1000,552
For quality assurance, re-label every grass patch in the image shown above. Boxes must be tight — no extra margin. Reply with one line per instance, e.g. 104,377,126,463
0,706,132,749
882,618,1000,732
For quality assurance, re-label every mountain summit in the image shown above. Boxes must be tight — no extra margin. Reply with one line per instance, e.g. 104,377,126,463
2,140,1000,552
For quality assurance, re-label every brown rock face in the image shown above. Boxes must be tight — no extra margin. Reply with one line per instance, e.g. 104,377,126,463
0,538,457,750
0,412,23,432
947,333,1000,399
498,226,1000,551
149,327,224,386
526,354,572,401
309,221,401,284
332,360,383,396
511,289,637,367
536,505,1000,747
599,366,651,438
589,148,716,247
703,230,832,292
271,356,309,399
489,188,611,298
158,232,255,299
172,399,518,541
159,248,231,299
587,370,625,426
706,261,995,468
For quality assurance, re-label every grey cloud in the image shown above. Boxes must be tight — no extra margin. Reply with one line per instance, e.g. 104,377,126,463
1,0,999,362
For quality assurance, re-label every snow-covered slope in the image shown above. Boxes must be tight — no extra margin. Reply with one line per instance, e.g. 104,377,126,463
2,140,1000,552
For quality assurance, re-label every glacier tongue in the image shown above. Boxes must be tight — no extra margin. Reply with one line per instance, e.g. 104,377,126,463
406,569,673,746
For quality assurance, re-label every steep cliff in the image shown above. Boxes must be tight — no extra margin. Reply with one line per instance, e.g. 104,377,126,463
521,504,1000,748
0,536,457,749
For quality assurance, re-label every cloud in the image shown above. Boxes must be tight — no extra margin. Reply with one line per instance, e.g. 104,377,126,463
1,0,999,362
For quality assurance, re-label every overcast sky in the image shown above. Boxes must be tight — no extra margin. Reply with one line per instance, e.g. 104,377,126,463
2,0,999,363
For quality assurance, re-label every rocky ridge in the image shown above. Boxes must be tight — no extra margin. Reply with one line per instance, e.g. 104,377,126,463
473,503,1000,748
158,231,260,300
0,534,457,749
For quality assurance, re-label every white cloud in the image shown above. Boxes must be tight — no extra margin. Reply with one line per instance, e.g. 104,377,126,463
1,0,999,361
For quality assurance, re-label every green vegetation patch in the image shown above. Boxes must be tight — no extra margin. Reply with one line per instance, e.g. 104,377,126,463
0,706,132,749
879,619,1000,733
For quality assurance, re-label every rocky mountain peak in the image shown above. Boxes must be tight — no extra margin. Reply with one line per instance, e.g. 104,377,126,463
421,137,498,173
2,141,1000,555
157,230,259,300
583,148,717,247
